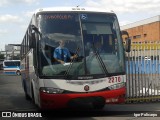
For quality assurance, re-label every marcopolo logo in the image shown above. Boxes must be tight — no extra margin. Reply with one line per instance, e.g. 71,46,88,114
1,112,42,118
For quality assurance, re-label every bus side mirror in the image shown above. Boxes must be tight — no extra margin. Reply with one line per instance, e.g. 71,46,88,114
30,24,42,37
29,33,36,48
121,30,131,52
121,31,129,37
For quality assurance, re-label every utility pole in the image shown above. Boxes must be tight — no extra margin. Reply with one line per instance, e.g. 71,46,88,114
5,50,8,60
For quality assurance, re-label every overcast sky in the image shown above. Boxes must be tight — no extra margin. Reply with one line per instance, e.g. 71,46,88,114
0,0,160,50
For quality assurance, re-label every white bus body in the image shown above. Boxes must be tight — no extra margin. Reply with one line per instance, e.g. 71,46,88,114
3,60,21,75
21,7,127,110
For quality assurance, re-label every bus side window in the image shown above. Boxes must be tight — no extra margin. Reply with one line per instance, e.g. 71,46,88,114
104,34,115,53
41,45,52,66
85,42,91,56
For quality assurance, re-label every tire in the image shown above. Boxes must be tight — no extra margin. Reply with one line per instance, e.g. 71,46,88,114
23,80,31,101
25,93,31,100
16,71,21,75
31,84,35,104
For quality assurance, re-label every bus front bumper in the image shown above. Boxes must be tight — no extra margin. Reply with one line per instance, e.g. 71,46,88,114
39,87,126,109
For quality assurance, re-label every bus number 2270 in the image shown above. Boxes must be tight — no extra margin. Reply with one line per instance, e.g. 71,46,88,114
108,76,121,83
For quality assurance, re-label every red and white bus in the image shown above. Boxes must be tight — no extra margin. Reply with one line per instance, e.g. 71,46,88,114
21,7,130,110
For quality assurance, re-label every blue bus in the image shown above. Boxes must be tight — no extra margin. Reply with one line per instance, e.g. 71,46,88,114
3,60,21,75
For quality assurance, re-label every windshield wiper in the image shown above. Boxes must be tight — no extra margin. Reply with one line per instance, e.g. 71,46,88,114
91,42,109,76
64,47,80,79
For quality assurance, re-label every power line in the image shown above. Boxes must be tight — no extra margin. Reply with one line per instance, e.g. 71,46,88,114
76,0,87,7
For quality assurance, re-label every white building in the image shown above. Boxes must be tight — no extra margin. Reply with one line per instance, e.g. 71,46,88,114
0,44,21,60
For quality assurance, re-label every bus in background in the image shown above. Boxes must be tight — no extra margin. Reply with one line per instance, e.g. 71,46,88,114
3,60,21,75
21,7,130,110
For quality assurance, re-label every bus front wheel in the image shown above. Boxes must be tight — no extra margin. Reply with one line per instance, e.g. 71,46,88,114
31,84,35,104
16,71,21,75
25,93,31,100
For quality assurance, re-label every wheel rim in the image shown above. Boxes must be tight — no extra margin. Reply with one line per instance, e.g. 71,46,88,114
17,71,20,75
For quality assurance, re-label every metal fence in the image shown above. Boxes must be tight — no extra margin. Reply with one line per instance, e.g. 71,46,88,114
126,41,160,102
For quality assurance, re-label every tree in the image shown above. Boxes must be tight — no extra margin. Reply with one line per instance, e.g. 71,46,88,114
13,55,20,60
0,54,4,60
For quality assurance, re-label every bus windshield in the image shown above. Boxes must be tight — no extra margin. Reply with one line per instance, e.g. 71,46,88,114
3,60,20,67
38,12,125,79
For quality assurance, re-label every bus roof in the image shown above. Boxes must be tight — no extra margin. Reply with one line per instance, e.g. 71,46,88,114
34,7,114,14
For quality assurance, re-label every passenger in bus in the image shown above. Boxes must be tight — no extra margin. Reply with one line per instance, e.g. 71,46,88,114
54,40,77,64
85,42,91,56
89,40,105,55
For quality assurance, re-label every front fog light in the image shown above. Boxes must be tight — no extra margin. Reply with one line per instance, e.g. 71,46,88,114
40,87,64,94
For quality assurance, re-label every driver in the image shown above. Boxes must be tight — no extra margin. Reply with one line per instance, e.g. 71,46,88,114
54,40,77,64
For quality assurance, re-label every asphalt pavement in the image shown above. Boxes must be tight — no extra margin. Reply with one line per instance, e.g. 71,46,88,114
1,73,160,120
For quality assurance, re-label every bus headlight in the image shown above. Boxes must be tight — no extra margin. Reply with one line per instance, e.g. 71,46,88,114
108,82,125,90
40,87,64,94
